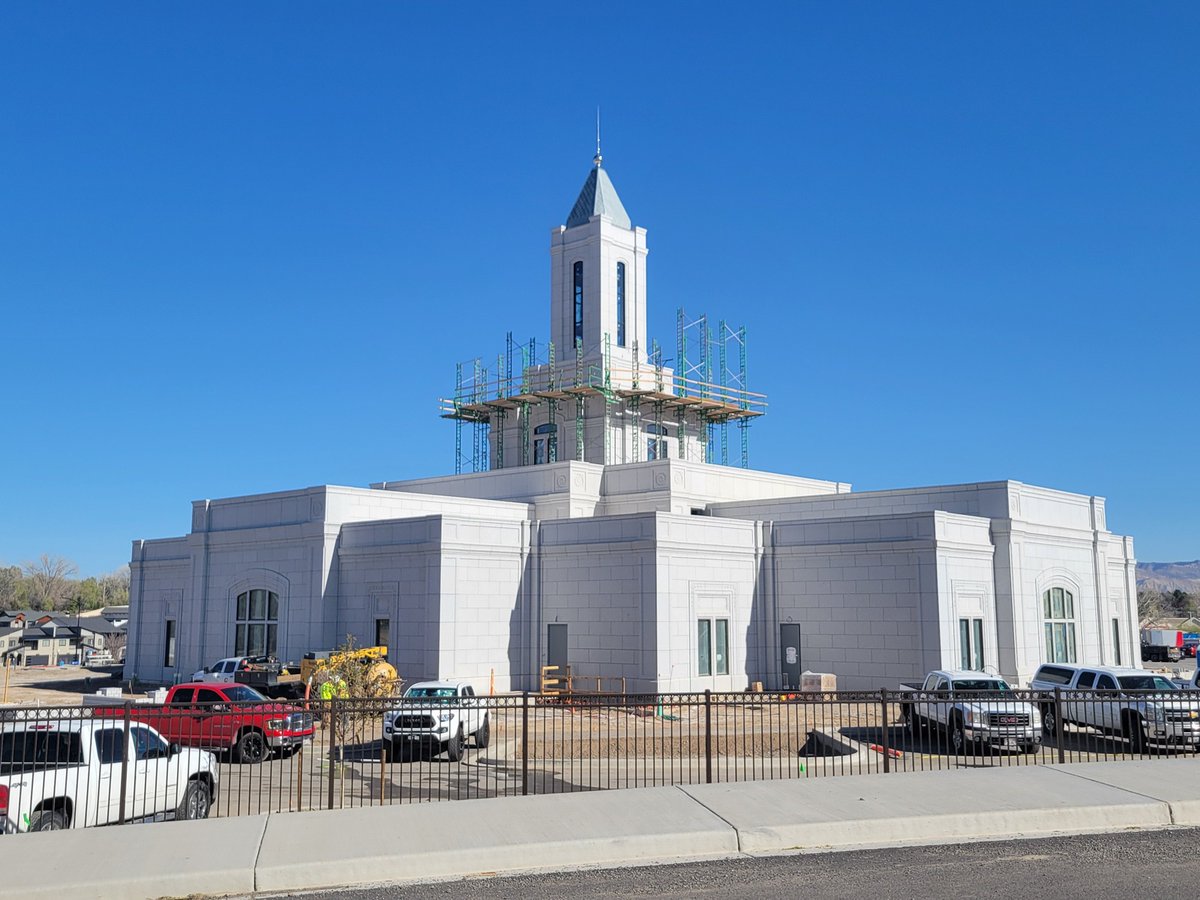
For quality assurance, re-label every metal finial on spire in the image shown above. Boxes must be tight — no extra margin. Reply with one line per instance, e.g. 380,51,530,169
594,106,602,167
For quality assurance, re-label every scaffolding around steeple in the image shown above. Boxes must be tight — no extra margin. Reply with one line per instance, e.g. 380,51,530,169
440,308,763,473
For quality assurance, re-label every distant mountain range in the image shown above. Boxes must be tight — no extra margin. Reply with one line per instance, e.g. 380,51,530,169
1137,561,1200,593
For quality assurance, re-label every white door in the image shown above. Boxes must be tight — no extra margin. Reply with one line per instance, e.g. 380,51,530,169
90,726,128,826
128,726,176,819
1094,673,1122,734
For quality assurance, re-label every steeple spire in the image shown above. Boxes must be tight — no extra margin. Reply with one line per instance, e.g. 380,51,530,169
567,109,629,229
594,107,602,168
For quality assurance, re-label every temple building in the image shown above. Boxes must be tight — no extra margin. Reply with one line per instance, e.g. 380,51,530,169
127,150,1139,692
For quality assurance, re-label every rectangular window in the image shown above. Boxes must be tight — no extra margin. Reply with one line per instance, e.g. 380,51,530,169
235,624,247,656
376,618,390,649
959,618,984,670
1112,618,1121,666
534,439,546,465
1035,665,1075,685
163,620,176,667
247,624,265,656
93,730,126,765
573,261,584,346
250,589,267,620
697,618,729,677
1045,622,1078,663
715,619,729,676
616,262,626,347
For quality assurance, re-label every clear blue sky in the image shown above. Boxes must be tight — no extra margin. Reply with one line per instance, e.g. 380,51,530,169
2,3,1197,577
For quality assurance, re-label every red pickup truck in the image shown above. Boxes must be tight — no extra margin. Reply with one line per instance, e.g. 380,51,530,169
97,683,315,763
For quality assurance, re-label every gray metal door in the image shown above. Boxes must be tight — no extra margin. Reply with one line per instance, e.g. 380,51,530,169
780,624,801,689
547,624,568,674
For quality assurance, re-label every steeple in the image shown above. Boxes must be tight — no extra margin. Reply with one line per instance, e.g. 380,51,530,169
565,165,631,230
550,141,648,365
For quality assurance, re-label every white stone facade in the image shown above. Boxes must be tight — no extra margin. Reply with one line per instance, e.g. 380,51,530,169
128,466,1137,692
126,158,1139,693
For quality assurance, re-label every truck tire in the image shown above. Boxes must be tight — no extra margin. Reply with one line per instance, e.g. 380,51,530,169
949,715,968,755
475,714,491,749
176,779,212,820
1041,704,1057,738
28,808,68,831
446,725,465,762
907,711,923,736
234,729,268,764
1123,713,1148,753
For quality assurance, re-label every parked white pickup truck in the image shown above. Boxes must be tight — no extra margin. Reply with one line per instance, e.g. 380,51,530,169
1031,663,1200,751
382,680,490,762
0,719,219,832
900,670,1042,754
191,657,248,684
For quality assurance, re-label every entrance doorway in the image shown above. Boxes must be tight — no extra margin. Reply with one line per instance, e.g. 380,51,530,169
547,623,568,676
780,623,801,690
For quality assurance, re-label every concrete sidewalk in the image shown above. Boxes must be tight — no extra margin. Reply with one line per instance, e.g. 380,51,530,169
3,760,1198,899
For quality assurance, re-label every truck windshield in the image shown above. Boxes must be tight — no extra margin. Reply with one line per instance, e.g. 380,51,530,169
0,731,84,774
405,688,458,699
1117,675,1175,691
223,685,269,703
951,680,1010,693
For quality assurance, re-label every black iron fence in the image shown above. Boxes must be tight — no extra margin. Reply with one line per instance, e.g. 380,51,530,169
1,688,1198,833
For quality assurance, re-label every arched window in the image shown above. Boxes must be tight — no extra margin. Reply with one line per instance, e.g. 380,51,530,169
534,422,558,465
646,423,668,461
1043,587,1077,663
616,262,626,348
235,589,279,657
573,261,584,347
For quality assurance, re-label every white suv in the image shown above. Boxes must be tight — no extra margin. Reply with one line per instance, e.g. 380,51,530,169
382,680,490,762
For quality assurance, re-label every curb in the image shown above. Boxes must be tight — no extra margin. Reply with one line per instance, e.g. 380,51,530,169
0,761,1196,899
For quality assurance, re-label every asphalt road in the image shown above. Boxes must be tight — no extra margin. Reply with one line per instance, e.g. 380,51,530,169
276,827,1200,899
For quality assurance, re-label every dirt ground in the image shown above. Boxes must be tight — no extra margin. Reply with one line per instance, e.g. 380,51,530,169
514,697,892,760
0,663,140,706
0,671,891,760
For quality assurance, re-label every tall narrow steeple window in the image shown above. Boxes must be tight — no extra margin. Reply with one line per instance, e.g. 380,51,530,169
616,262,626,347
573,261,584,347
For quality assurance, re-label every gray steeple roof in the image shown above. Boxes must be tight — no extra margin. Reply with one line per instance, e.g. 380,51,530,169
566,164,631,230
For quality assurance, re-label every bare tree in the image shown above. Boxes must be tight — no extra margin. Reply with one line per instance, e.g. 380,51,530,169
22,555,78,611
0,566,24,607
104,633,127,661
1138,588,1166,624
